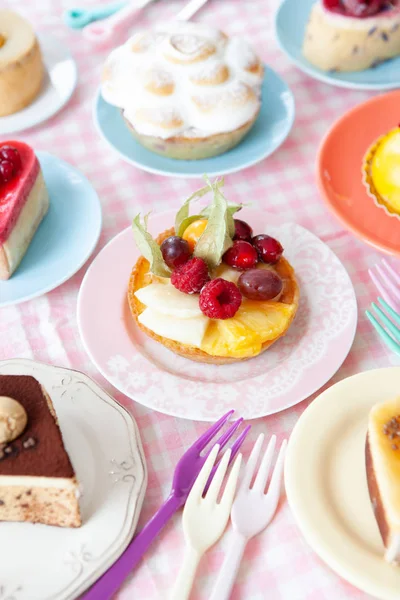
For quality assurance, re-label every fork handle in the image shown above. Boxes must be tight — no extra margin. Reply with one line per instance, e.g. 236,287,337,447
82,493,183,600
170,546,201,600
209,530,247,600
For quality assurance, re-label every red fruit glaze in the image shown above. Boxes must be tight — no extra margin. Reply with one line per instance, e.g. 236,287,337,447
223,240,258,270
171,257,209,294
323,0,384,16
233,219,253,242
0,161,15,183
0,146,21,172
199,278,242,319
252,235,283,265
0,141,39,245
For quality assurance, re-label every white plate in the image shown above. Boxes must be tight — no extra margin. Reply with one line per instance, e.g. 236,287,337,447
77,208,358,421
0,34,77,135
285,368,400,600
0,359,147,600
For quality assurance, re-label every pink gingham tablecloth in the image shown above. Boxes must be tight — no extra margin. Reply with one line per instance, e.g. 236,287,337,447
1,0,399,598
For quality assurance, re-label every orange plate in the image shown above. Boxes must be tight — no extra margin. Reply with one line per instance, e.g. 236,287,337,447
317,90,400,257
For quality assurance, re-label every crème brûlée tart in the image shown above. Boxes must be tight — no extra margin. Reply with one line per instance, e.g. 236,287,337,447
366,397,400,563
362,125,400,218
303,0,400,72
0,10,45,117
128,179,299,364
101,22,264,160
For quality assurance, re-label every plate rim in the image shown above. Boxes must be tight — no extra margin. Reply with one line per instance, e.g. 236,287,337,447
275,0,400,91
92,65,296,178
285,366,400,600
0,357,147,600
0,151,103,308
77,209,358,421
0,33,78,135
316,89,400,258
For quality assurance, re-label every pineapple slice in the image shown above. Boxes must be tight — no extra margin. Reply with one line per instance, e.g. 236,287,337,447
200,300,294,358
235,300,294,341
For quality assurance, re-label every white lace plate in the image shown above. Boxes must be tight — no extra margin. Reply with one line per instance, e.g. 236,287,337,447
0,359,147,600
77,209,358,421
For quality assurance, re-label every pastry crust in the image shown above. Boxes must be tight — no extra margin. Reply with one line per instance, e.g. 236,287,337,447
128,228,300,364
124,111,260,160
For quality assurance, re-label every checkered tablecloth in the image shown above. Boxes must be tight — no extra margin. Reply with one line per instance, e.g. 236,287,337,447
1,0,400,598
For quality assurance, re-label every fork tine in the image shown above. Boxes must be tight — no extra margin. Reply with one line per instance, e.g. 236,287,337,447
203,424,250,495
378,297,400,329
241,433,264,490
219,453,242,509
372,302,400,342
188,445,220,503
253,435,277,493
195,410,234,451
230,424,251,461
266,440,287,506
204,449,231,504
214,418,243,453
369,268,397,310
366,309,400,355
375,263,400,307
382,259,400,289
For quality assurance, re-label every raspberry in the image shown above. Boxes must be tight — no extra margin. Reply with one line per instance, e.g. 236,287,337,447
171,257,209,294
199,278,242,319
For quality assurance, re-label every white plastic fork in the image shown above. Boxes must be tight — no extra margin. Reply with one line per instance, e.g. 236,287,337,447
171,444,242,600
209,434,287,600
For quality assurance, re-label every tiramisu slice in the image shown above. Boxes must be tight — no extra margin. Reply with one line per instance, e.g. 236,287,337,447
366,397,400,563
0,141,49,280
0,375,81,528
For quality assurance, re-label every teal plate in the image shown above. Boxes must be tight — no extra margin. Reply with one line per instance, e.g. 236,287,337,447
93,66,295,178
0,152,102,307
276,0,400,90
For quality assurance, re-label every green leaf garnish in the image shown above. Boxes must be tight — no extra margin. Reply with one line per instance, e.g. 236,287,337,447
174,179,224,234
132,214,171,278
194,179,233,269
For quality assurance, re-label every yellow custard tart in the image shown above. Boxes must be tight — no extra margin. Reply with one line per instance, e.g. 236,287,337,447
128,178,299,364
363,126,400,218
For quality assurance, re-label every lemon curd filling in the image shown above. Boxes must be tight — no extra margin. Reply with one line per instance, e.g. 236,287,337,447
363,127,400,217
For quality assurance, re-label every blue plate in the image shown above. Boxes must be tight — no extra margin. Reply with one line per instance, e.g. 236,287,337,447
275,0,400,90
93,66,295,178
0,152,102,307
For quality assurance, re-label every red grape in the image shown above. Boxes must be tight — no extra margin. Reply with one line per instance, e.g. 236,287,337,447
161,236,191,269
238,269,283,301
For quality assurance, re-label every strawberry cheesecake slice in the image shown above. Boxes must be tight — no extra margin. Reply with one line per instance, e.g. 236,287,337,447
0,141,49,280
303,0,400,72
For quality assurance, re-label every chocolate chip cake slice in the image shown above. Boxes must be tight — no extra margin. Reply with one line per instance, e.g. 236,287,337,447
0,375,81,527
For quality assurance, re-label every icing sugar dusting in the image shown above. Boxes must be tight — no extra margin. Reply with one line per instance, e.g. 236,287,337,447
170,34,209,55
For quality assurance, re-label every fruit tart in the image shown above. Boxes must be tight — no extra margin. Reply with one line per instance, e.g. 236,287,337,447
128,178,299,364
0,141,49,280
366,397,400,563
101,21,263,160
303,0,400,72
362,125,400,218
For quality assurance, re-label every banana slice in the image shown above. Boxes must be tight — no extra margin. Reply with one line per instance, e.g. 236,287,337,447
0,10,44,117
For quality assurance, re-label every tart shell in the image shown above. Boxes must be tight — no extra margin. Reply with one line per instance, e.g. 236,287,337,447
128,227,300,364
362,133,400,220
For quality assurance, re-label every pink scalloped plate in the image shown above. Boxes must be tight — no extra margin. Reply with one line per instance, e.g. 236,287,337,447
77,209,358,421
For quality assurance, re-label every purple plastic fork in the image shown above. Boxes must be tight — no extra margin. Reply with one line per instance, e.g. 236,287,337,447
369,259,400,311
82,410,250,600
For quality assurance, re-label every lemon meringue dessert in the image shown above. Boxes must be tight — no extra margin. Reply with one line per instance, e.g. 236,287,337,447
363,125,400,218
102,22,264,160
128,178,299,364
